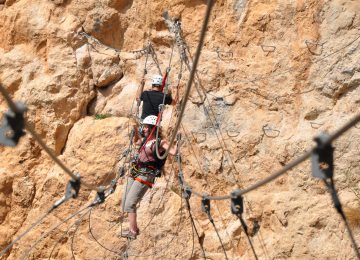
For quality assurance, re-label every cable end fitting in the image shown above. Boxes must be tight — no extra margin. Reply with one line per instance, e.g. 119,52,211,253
201,195,211,215
311,133,334,179
52,175,81,210
183,186,192,200
93,188,106,205
0,102,27,147
231,189,244,217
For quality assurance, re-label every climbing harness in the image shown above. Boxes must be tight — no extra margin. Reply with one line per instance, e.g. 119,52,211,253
134,176,154,188
131,163,160,178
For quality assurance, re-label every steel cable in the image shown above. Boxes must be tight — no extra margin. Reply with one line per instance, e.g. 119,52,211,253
47,211,89,260
151,0,215,160
19,206,93,259
0,209,53,257
237,216,259,260
126,192,187,258
0,84,103,193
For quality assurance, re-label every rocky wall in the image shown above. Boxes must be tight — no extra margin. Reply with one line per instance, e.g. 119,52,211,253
0,0,359,259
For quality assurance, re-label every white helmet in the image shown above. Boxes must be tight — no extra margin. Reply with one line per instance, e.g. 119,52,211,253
152,75,163,86
142,115,157,126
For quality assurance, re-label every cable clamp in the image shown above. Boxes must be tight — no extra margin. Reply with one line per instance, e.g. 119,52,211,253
66,174,81,199
183,186,192,200
231,189,244,216
201,195,211,214
311,133,334,179
53,174,81,209
177,171,184,185
0,102,27,147
91,188,106,206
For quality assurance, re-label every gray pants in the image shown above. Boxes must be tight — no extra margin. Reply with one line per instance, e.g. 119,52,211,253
122,174,155,213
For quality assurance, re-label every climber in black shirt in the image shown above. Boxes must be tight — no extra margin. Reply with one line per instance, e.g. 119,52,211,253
136,74,175,120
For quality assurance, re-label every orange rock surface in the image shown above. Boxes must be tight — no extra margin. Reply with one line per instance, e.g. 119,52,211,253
0,0,359,259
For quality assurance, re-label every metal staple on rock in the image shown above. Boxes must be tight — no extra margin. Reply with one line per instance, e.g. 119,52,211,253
304,39,324,55
262,124,281,138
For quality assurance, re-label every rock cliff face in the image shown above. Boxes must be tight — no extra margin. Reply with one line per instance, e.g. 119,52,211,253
0,0,359,259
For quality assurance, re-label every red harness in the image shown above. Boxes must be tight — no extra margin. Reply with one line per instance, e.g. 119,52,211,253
134,177,154,188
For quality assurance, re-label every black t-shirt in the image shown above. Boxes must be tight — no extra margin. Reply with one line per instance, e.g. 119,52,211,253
140,90,173,119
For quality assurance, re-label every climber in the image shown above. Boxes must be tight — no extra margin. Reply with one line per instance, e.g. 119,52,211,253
136,74,176,120
121,115,177,239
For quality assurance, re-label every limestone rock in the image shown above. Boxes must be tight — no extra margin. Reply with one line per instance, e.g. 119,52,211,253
0,0,360,259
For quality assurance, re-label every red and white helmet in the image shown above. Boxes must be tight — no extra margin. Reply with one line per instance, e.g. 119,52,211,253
152,75,163,86
143,115,158,126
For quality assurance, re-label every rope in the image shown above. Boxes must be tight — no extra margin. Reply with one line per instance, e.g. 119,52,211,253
153,43,177,158
140,158,176,233
88,130,135,253
237,216,259,260
134,42,151,119
0,176,82,257
70,211,90,260
152,0,215,161
0,84,103,193
18,185,110,259
173,113,360,259
149,44,163,76
0,209,52,257
323,178,360,259
87,160,179,258
176,31,243,187
180,123,238,253
124,186,187,258
173,113,360,201
88,208,124,256
177,138,207,259
162,12,243,193
184,190,207,259
1,6,359,260
202,197,229,260
79,30,149,57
